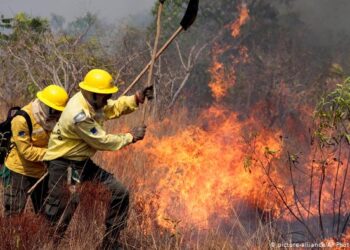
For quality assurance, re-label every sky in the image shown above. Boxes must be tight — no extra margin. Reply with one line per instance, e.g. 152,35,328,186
0,0,155,23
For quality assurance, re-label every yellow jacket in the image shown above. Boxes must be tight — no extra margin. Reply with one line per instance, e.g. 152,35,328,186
43,91,137,161
5,102,49,178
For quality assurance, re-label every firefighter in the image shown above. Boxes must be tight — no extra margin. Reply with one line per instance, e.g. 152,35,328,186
3,85,69,216
43,69,153,249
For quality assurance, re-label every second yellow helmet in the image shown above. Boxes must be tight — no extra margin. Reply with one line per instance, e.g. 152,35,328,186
37,85,69,111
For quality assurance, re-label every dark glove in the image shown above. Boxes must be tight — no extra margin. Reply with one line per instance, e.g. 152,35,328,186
130,125,147,143
135,85,154,104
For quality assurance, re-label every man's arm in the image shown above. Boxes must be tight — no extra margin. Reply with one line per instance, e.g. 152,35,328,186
103,95,138,120
74,117,133,151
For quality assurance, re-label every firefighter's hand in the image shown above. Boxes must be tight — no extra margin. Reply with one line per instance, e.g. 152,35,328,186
135,85,154,104
130,125,147,143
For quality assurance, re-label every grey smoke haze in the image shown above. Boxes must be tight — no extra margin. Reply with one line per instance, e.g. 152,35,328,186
0,0,155,23
293,0,350,33
1,0,350,31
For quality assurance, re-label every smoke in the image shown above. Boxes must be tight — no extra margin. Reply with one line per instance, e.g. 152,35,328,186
286,0,350,48
294,0,350,34
0,0,154,23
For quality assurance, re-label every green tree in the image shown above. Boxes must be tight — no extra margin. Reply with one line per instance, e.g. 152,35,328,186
315,77,350,147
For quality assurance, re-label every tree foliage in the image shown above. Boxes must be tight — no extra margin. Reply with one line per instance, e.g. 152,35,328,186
0,13,110,105
315,77,350,147
0,13,49,42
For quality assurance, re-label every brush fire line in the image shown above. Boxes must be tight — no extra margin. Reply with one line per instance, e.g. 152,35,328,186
125,4,350,244
126,4,284,232
131,106,282,231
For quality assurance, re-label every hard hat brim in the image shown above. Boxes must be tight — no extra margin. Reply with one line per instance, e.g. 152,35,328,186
37,91,66,111
79,81,119,94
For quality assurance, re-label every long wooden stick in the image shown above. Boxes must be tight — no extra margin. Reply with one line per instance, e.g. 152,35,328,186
122,0,199,96
142,2,163,123
122,26,183,96
27,171,48,194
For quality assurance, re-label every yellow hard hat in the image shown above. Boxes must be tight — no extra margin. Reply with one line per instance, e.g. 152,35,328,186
37,85,69,111
79,69,118,94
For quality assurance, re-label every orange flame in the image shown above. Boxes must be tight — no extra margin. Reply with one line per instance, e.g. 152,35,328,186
107,2,290,235
209,4,250,100
125,3,284,232
136,106,282,230
208,46,236,100
231,4,250,38
115,2,350,241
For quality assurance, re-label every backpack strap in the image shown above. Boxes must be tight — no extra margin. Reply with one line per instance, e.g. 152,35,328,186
6,107,21,120
14,110,33,137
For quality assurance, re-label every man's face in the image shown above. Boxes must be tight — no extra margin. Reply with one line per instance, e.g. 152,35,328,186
92,93,112,110
81,90,112,110
48,107,62,120
42,104,62,121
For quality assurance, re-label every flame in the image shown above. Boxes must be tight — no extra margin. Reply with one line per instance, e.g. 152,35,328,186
124,3,284,232
208,4,250,100
115,2,350,243
108,2,350,241
208,45,236,100
136,106,282,230
231,4,250,38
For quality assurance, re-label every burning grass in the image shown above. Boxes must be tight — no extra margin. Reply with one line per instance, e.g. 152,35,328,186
2,90,350,248
0,102,284,249
0,134,281,249
97,104,285,249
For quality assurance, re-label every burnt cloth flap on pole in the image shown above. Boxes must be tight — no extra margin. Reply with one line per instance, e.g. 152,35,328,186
180,0,199,30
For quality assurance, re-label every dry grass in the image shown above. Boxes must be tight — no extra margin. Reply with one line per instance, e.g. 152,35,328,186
0,180,280,250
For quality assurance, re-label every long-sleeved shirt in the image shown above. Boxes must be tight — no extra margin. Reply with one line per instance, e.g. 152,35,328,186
43,91,137,161
5,102,49,178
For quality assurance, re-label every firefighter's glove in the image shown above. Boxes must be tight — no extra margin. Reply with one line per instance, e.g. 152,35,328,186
131,125,147,143
135,85,154,104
